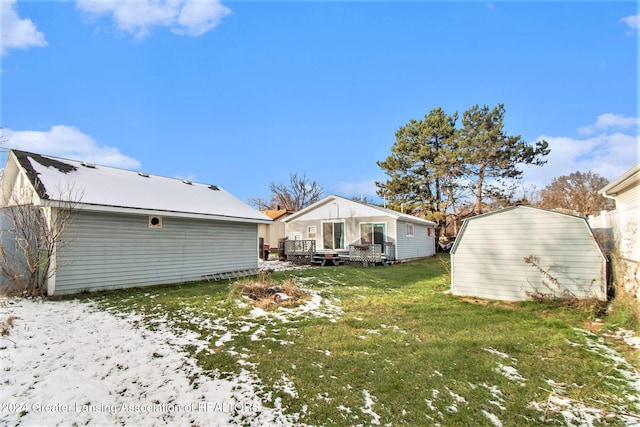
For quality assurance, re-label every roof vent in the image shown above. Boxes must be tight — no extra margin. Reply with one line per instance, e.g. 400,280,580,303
208,185,220,191
138,172,150,178
182,180,193,185
81,162,96,168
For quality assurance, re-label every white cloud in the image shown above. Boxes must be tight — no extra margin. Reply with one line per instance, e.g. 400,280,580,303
335,179,380,199
522,115,639,189
619,14,639,35
1,125,142,169
578,113,640,135
76,0,231,40
1,0,48,56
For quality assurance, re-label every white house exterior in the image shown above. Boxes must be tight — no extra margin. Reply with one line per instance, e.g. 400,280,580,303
282,195,436,261
258,208,293,258
451,206,607,301
590,163,640,297
0,150,271,295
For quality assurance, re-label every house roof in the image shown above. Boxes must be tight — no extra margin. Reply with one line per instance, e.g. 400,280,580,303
3,150,271,224
450,205,602,254
599,163,640,197
282,195,437,226
261,208,294,220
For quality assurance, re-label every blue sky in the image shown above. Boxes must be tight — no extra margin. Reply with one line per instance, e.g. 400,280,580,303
1,0,638,206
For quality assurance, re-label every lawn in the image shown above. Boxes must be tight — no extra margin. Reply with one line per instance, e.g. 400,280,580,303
79,255,639,426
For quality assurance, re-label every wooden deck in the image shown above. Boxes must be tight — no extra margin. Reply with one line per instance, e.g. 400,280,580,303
283,240,394,267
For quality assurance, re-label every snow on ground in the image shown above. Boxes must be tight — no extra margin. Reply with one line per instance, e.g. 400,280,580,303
258,259,311,273
0,297,296,426
2,262,639,427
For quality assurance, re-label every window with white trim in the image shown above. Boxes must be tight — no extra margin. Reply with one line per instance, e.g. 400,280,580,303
323,222,344,250
308,226,317,239
406,223,414,237
360,223,385,245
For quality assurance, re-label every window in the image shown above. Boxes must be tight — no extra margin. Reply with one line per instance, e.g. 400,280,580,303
323,222,344,250
308,226,317,239
360,223,385,245
428,227,433,237
406,223,414,237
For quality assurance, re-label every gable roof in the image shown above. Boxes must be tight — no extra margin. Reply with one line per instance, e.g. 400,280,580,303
282,195,437,226
451,205,601,254
2,150,271,224
261,208,294,220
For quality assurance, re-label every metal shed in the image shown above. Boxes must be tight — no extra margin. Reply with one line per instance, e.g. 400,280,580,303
450,206,607,301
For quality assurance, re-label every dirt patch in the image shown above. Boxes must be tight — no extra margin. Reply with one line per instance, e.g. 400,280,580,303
460,297,518,310
235,279,311,309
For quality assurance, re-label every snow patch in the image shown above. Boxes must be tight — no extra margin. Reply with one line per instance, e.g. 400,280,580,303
0,297,296,426
360,390,381,425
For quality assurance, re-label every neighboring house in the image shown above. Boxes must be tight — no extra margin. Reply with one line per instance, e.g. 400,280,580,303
451,205,608,301
0,150,271,295
258,208,294,258
590,163,640,297
282,195,437,261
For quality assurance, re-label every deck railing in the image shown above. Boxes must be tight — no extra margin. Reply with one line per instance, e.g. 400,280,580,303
348,244,382,266
283,239,316,264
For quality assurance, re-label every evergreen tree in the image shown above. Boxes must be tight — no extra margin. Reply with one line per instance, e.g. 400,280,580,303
457,104,549,214
376,107,460,225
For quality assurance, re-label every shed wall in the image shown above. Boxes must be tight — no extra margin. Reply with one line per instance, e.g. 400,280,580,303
451,208,607,301
53,210,258,295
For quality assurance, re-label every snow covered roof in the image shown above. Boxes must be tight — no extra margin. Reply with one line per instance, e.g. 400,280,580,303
5,150,271,224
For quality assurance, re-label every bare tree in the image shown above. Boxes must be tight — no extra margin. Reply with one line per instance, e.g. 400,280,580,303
538,171,614,217
269,173,323,211
0,185,81,296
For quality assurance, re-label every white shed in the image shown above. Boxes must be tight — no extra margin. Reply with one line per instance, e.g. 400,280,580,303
450,206,607,301
0,150,271,295
283,195,437,261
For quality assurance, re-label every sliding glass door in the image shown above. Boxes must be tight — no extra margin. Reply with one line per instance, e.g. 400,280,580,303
323,222,344,250
360,223,385,245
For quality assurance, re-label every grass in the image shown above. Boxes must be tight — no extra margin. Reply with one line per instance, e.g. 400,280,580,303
85,255,639,426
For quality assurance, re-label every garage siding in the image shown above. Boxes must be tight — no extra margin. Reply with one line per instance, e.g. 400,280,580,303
53,211,258,295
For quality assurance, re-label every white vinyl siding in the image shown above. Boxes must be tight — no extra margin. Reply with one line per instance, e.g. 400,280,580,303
451,207,607,301
615,189,640,261
53,211,258,295
283,196,436,260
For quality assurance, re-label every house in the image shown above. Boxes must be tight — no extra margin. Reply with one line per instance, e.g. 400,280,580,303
258,207,294,259
282,195,437,262
450,205,608,301
0,150,271,295
589,163,640,297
